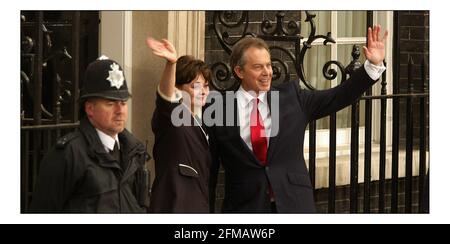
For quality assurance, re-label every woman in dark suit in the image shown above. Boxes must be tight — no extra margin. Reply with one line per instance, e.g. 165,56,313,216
146,38,212,213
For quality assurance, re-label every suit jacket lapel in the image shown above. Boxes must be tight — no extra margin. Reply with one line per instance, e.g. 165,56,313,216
266,89,281,164
229,94,262,166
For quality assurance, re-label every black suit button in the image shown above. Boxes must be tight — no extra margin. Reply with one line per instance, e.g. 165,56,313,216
265,166,269,171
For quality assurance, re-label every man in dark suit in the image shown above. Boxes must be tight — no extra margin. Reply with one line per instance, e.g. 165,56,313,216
209,25,388,213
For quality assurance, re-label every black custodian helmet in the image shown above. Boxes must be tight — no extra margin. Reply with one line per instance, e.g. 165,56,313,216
79,56,131,102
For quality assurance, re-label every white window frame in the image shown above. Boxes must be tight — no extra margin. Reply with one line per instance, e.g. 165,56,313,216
304,11,394,149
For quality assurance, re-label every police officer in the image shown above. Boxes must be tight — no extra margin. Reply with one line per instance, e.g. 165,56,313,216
29,56,149,213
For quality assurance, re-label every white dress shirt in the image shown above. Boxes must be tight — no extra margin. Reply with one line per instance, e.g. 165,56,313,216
236,87,272,150
236,60,386,151
364,60,386,80
96,128,120,152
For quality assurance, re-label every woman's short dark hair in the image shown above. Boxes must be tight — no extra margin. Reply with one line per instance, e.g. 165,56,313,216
175,55,212,85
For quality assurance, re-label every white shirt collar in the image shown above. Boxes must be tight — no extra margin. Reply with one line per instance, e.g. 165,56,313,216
237,85,268,108
95,128,120,152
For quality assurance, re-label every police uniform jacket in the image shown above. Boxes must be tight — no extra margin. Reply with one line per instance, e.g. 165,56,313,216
29,117,148,213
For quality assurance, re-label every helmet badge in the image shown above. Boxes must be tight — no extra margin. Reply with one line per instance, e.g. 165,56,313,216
107,63,124,89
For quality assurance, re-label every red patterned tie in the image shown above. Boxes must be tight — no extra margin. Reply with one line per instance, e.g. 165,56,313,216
250,98,268,165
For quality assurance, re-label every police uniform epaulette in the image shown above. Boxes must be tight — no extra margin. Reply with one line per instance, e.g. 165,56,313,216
56,133,78,149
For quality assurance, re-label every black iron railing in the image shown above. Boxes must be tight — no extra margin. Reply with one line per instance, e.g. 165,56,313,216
21,123,79,212
20,11,98,212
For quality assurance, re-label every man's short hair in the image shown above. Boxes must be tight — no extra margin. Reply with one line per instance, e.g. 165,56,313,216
230,37,270,81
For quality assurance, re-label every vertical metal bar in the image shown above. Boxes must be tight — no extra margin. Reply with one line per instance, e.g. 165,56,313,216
33,11,43,125
32,130,41,202
56,106,61,138
309,121,316,190
419,57,427,213
363,12,373,212
350,101,360,213
51,35,59,125
32,13,44,204
363,100,372,212
53,67,61,126
379,60,387,213
367,11,373,28
46,128,52,154
20,12,24,124
391,11,400,213
21,131,30,212
328,113,336,213
72,11,80,122
405,57,414,213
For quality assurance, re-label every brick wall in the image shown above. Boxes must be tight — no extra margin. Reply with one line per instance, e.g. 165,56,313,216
397,11,429,148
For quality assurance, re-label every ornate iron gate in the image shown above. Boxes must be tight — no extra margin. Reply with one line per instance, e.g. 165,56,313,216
20,11,99,212
206,10,429,213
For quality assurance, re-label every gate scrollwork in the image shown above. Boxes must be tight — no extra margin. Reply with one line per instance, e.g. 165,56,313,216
209,11,360,92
